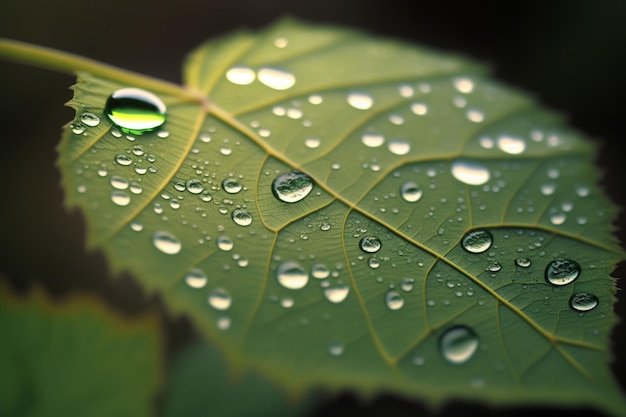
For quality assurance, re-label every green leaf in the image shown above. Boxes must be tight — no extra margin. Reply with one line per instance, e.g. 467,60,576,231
1,18,624,416
163,341,315,417
0,281,162,417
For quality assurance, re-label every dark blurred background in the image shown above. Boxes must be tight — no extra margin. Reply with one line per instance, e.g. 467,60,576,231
1,1,625,416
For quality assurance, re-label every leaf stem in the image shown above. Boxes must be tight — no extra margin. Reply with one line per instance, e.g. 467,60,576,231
0,38,187,98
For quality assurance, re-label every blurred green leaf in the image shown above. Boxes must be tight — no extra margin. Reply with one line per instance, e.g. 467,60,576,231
0,282,162,417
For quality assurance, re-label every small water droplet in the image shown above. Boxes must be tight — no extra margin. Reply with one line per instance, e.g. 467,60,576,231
400,181,423,202
487,262,502,272
185,268,207,288
320,222,331,231
226,66,256,85
451,160,490,185
545,259,580,286
222,178,243,194
216,236,234,251
440,325,479,364
110,175,129,190
277,261,309,289
401,277,415,292
280,297,294,308
105,88,166,134
328,341,344,356
324,285,350,304
347,92,373,110
385,290,404,310
186,179,204,194
231,208,253,226
410,102,428,115
217,316,231,330
367,258,381,269
466,109,484,123
219,146,232,156
272,172,314,203
70,123,86,135
208,288,232,310
361,133,385,148
550,213,567,225
311,264,330,279
388,140,410,155
461,230,493,254
515,258,531,268
359,236,382,253
497,135,526,154
257,67,295,90
152,231,182,255
80,112,100,127
110,191,130,206
305,138,320,148
454,77,474,94
130,221,143,232
115,154,133,166
569,292,599,312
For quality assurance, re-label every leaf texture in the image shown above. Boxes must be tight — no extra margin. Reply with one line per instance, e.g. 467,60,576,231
55,19,625,415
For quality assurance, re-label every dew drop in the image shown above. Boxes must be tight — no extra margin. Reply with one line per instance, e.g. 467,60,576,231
222,178,243,194
410,102,428,115
400,181,423,202
497,135,526,154
461,230,493,254
451,160,490,185
70,123,86,135
231,208,253,227
401,277,415,292
305,138,321,148
347,92,373,110
359,236,382,253
257,67,295,90
130,221,143,232
272,172,314,203
80,112,100,127
361,133,385,148
487,262,502,272
208,288,232,310
385,290,404,310
276,261,309,290
110,191,131,206
216,236,234,251
569,292,599,312
152,231,182,255
115,154,133,166
105,88,166,134
311,263,330,279
545,259,580,286
454,77,474,94
324,285,350,304
440,325,479,364
466,109,484,123
185,268,207,288
328,341,344,356
515,257,531,268
110,175,129,190
217,317,231,330
225,66,256,85
388,140,410,155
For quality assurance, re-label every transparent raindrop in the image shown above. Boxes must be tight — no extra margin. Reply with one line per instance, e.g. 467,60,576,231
359,236,382,253
497,135,526,154
545,259,581,286
231,208,253,226
105,87,166,134
569,292,599,312
401,277,415,292
115,154,133,166
277,261,309,290
461,230,493,254
80,112,100,127
111,191,130,206
440,325,479,364
515,258,532,268
388,140,410,155
208,288,232,310
346,92,373,110
361,133,385,148
186,179,204,194
216,236,234,251
311,264,330,279
324,285,350,304
385,290,404,310
257,67,295,90
222,178,243,194
400,181,423,202
152,231,182,255
328,341,344,356
451,160,490,185
226,66,255,85
185,268,207,289
272,172,314,203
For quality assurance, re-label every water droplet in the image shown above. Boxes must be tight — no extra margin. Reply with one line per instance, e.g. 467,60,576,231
461,230,493,253
186,179,203,194
347,92,373,110
324,285,350,304
550,213,566,225
497,135,526,154
110,191,130,206
487,262,502,272
105,88,166,134
569,292,599,312
231,208,253,226
385,290,404,310
541,183,556,196
216,236,234,251
219,146,232,156
110,175,129,190
208,288,232,310
328,341,344,356
222,178,242,194
451,160,490,185
130,221,143,232
410,102,428,115
276,261,309,290
272,172,314,203
70,123,86,134
115,154,133,166
152,231,181,255
515,258,531,268
388,140,410,155
308,94,323,105
400,181,423,202
440,325,479,364
454,77,474,94
217,317,231,330
257,67,295,90
311,264,330,279
320,222,331,231
361,133,385,148
368,258,381,269
185,268,207,288
280,297,294,308
226,66,255,85
305,138,320,148
401,277,415,292
80,112,100,127
545,259,580,286
359,236,382,253
466,109,484,123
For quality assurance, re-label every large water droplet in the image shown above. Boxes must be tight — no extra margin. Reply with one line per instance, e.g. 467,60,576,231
359,236,382,253
385,290,404,310
222,178,243,194
257,67,295,90
324,285,350,304
272,172,314,203
400,181,423,202
186,179,204,194
451,160,490,185
105,88,166,134
208,288,232,310
440,325,479,364
226,66,255,85
231,208,253,226
152,231,181,255
276,261,309,289
185,268,207,288
461,230,493,253
347,92,373,110
569,292,599,312
545,259,580,286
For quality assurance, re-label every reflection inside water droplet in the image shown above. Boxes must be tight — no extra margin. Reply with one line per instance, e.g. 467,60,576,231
385,290,404,310
400,181,423,202
545,259,580,285
208,288,232,310
461,230,492,254
440,325,479,364
277,261,309,289
152,231,181,255
272,172,314,203
569,292,598,312
185,268,207,288
359,236,382,253
105,87,166,135
231,208,253,226
324,285,350,304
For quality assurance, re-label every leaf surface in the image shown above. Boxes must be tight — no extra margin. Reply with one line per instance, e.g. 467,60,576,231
46,19,626,415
